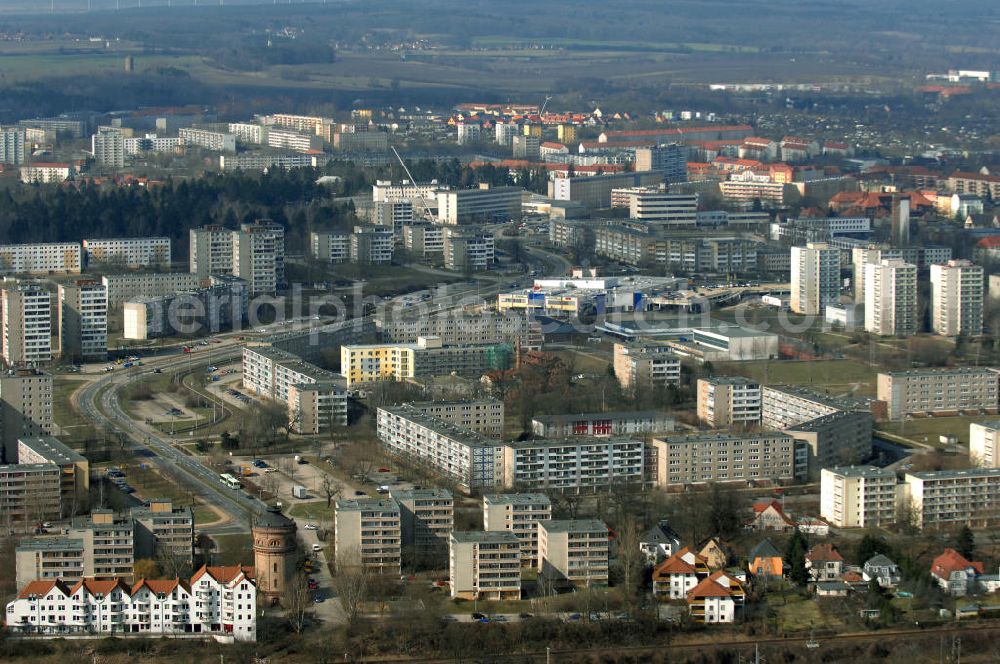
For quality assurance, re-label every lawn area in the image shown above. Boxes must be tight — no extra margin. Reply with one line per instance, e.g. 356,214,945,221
212,533,254,567
122,462,199,505
52,378,88,429
878,415,983,448
550,349,612,375
769,592,828,633
717,359,876,396
287,501,336,521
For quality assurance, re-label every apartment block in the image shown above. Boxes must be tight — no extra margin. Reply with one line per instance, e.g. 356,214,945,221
376,405,505,492
760,385,842,429
877,368,1000,419
82,237,170,270
0,463,61,522
340,336,513,388
970,421,1000,467
219,153,319,172
310,231,349,263
58,281,107,362
864,259,917,336
373,200,414,238
501,437,647,490
904,468,1000,529
697,376,762,427
131,499,194,566
91,128,124,168
123,277,248,341
436,185,523,225
512,134,540,159
407,399,504,437
483,493,552,567
1,284,52,365
791,242,840,315
0,126,27,165
5,565,257,641
931,260,984,337
392,488,454,554
67,510,135,580
101,273,202,309
0,367,54,463
349,225,394,264
19,164,73,185
820,466,898,528
443,229,495,272
629,191,698,227
15,538,85,588
651,432,805,488
334,498,401,573
17,436,88,513
402,223,445,257
265,127,320,153
375,311,541,348
449,531,522,600
531,410,674,438
233,220,285,294
0,243,81,275
612,342,681,389
241,346,347,432
189,225,235,278
634,144,687,182
227,122,264,144
549,171,664,209
178,127,236,153
784,410,873,473
537,520,609,587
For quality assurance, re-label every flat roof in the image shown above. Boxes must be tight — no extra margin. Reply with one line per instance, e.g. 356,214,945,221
702,375,760,386
825,466,895,479
906,468,1000,480
784,409,870,431
532,410,672,424
505,436,643,450
451,530,520,544
379,406,502,449
336,498,400,512
882,367,999,377
16,538,84,552
483,493,552,506
18,436,85,464
540,519,608,534
390,488,452,501
655,431,790,445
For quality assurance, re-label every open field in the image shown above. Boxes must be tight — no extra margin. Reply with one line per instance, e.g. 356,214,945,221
878,415,983,449
717,359,877,397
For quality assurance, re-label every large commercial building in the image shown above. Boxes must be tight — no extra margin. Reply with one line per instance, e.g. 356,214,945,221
407,399,504,437
0,368,53,463
101,273,202,309
531,410,674,438
820,466,898,528
376,405,505,492
449,531,522,600
651,432,806,488
0,243,82,275
334,498,402,573
436,185,523,225
123,277,247,341
612,342,681,389
58,281,107,362
5,565,257,641
864,259,917,336
178,127,236,153
502,437,647,490
697,376,762,427
340,336,513,388
904,468,1000,529
1,284,52,365
241,346,347,433
375,311,541,349
392,488,454,555
930,260,984,337
877,368,1000,419
483,493,552,567
537,520,609,587
791,242,840,315
970,421,1000,467
82,237,171,269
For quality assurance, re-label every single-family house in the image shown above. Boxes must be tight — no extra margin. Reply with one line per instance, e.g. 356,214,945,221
748,539,784,578
749,500,794,532
687,570,745,624
862,554,901,588
640,521,683,565
930,549,984,597
805,543,844,582
652,547,710,600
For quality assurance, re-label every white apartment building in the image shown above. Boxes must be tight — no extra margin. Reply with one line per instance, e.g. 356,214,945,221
83,237,171,269
58,281,107,362
373,200,415,238
530,410,674,438
402,223,445,256
820,466,898,528
537,520,609,587
970,421,1000,468
720,172,789,205
791,242,840,315
101,273,202,309
123,135,183,156
227,123,264,145
264,113,328,134
19,163,72,184
760,385,841,429
436,185,523,225
443,229,495,271
483,493,552,567
372,180,445,203
407,400,504,437
0,368,54,463
375,311,541,349
651,432,805,488
219,153,319,172
495,122,518,147
1,284,52,365
904,468,1000,529
375,405,505,492
309,231,350,263
697,376,762,427
628,191,698,227
334,498,401,573
189,225,235,278
241,346,347,431
612,342,682,389
501,437,647,490
5,565,257,641
931,260,984,337
265,127,317,153
178,128,236,153
456,122,481,145
0,126,27,165
864,259,917,336
449,531,521,600
350,226,394,264
233,220,285,294
91,128,124,168
877,368,1000,419
0,242,82,274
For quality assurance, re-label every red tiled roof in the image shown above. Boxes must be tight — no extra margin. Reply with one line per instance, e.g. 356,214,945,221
18,579,66,599
72,579,130,596
977,236,1000,248
951,171,1000,184
132,578,188,594
603,124,753,140
687,571,739,599
930,548,984,580
805,543,844,563
191,564,255,584
652,547,706,578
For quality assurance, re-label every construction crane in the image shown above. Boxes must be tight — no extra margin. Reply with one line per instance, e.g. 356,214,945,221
540,95,553,116
390,145,435,222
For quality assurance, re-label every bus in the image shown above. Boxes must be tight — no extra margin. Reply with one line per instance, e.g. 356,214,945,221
220,473,241,489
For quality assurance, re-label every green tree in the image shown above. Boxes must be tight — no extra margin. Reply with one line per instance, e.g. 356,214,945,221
785,528,809,586
955,525,975,560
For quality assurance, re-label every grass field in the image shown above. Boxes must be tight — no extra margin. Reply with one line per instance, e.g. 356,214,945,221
878,415,982,448
716,359,877,397
212,533,254,567
287,501,336,520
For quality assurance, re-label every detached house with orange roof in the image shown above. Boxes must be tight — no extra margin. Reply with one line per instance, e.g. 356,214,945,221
652,547,710,599
805,543,844,582
5,565,256,641
749,500,795,532
687,570,746,623
930,549,985,597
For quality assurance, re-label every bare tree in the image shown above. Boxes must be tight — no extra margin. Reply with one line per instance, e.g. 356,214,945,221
615,518,644,607
322,474,339,509
333,547,370,626
285,572,311,633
